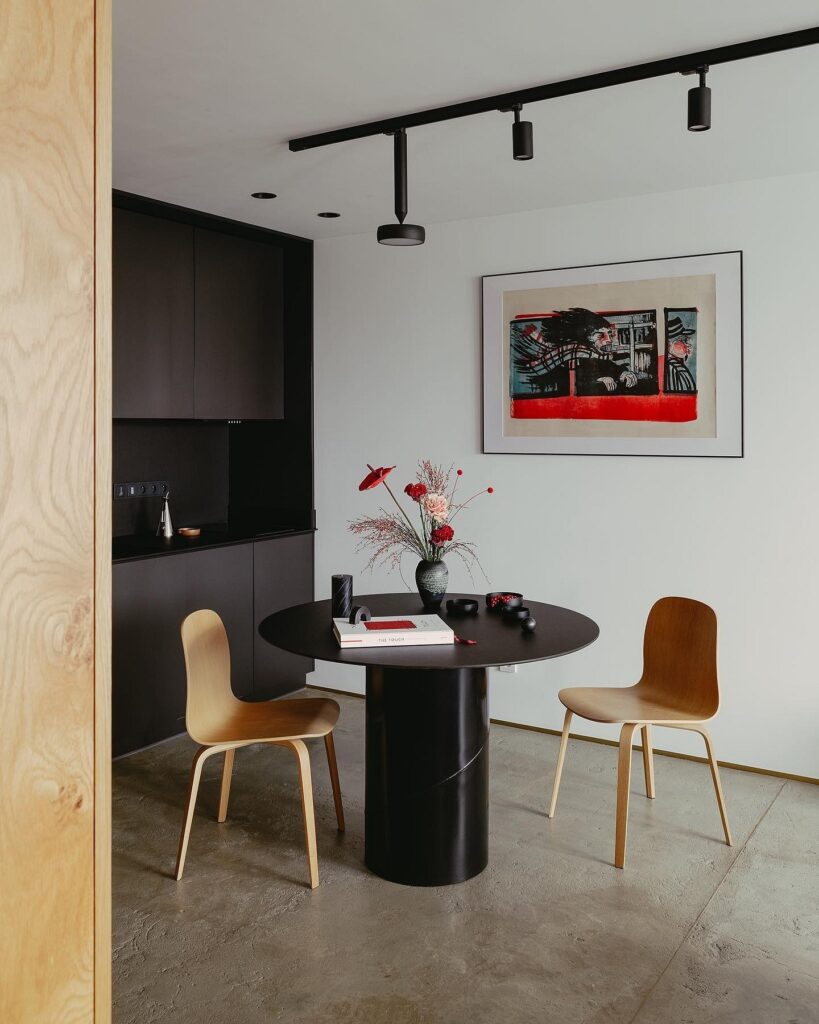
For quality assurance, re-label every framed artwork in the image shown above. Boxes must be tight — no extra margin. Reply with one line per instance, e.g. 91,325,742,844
482,251,743,457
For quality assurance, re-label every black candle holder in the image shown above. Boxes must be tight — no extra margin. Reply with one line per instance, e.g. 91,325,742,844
331,574,353,620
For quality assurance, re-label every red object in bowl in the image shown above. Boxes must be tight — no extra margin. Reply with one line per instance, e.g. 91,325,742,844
485,591,524,612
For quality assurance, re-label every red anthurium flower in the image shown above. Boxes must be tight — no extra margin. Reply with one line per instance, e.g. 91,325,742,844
404,482,428,501
358,465,395,491
430,524,454,545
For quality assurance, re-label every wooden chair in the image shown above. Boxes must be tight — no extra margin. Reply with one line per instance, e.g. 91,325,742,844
175,609,345,888
547,596,732,868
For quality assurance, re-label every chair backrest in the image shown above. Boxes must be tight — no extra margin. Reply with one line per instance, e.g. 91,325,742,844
638,596,719,720
180,609,239,745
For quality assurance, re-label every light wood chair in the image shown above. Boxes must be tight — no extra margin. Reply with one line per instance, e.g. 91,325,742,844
547,596,732,868
175,609,345,888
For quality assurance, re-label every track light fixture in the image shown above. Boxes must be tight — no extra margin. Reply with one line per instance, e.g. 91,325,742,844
506,104,534,161
377,128,425,246
287,27,819,244
686,65,711,132
500,104,533,160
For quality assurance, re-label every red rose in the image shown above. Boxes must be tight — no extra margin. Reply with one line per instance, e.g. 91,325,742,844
430,524,454,545
404,482,428,501
359,465,395,491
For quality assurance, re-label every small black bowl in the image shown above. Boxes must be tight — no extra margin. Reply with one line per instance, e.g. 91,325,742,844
446,598,479,617
486,591,523,613
502,604,531,623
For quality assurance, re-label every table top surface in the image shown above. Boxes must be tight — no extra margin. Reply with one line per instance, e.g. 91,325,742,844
258,592,599,671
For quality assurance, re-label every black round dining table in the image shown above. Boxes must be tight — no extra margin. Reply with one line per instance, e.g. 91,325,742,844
259,593,599,887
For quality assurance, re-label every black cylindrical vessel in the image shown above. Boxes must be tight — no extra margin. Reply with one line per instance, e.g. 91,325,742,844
512,118,533,160
331,574,353,619
687,84,711,131
365,665,489,885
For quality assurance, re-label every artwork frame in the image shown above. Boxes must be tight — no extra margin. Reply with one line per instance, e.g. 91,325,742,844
482,251,743,457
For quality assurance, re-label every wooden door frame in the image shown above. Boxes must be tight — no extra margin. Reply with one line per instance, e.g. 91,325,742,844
0,2,111,1019
96,0,113,1018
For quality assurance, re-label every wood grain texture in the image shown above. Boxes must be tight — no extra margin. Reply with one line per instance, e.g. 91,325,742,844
0,0,110,1019
556,597,731,869
94,0,112,1017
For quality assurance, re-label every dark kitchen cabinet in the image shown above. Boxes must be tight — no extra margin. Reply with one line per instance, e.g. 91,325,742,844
253,534,314,699
113,208,195,418
186,544,254,701
113,554,187,756
112,544,253,756
194,229,284,420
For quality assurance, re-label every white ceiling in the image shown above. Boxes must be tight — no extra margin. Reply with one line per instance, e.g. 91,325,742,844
113,1,819,240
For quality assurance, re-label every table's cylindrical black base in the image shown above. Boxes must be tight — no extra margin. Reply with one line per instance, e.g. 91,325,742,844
365,665,489,886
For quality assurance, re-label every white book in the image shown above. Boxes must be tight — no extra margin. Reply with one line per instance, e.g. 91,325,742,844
332,614,454,649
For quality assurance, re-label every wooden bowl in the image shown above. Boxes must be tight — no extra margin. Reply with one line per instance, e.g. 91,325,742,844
178,527,201,538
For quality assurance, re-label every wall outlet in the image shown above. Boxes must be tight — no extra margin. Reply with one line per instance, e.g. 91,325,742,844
497,664,519,673
114,480,169,500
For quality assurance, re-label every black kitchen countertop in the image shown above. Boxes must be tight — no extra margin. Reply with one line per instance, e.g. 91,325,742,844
113,524,315,563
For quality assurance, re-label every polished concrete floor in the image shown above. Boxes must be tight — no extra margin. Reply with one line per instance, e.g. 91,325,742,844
113,691,817,1024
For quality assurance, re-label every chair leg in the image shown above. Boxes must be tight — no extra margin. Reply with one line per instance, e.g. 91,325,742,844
547,709,573,818
641,724,655,799
284,739,319,889
175,745,219,880
615,723,639,869
697,727,733,846
324,732,345,832
217,748,235,823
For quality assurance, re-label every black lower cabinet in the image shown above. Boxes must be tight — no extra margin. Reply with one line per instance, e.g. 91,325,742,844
113,544,253,756
253,534,314,699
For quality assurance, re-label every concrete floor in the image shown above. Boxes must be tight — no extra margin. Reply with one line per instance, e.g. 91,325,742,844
113,692,818,1024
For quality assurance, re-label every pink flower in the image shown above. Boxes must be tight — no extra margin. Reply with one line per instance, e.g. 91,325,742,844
422,492,449,522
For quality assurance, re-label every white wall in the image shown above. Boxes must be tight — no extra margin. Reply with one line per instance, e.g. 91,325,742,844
313,172,819,779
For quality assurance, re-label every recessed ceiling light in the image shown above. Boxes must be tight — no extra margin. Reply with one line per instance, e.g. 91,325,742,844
317,211,341,218
250,191,277,199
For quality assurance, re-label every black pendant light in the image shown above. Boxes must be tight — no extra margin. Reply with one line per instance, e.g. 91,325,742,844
509,104,533,160
377,128,425,246
687,65,711,131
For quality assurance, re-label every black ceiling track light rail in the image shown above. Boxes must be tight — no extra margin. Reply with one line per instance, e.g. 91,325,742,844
289,27,819,151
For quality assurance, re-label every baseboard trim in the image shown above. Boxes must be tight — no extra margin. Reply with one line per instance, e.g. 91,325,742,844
308,683,818,786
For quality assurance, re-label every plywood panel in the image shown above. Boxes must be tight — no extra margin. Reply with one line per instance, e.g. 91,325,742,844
0,0,111,1020
95,0,113,1018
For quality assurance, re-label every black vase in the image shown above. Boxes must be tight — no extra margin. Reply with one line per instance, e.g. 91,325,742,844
415,559,449,612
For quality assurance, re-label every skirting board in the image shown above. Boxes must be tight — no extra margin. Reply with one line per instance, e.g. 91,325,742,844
307,683,818,787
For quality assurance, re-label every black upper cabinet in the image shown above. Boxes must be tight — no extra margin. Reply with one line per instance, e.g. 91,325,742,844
194,229,284,420
113,208,195,418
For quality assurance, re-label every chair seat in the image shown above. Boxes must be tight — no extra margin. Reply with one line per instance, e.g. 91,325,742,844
559,685,708,724
202,696,340,745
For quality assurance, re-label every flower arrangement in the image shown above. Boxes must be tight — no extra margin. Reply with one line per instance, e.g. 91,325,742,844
350,461,493,578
